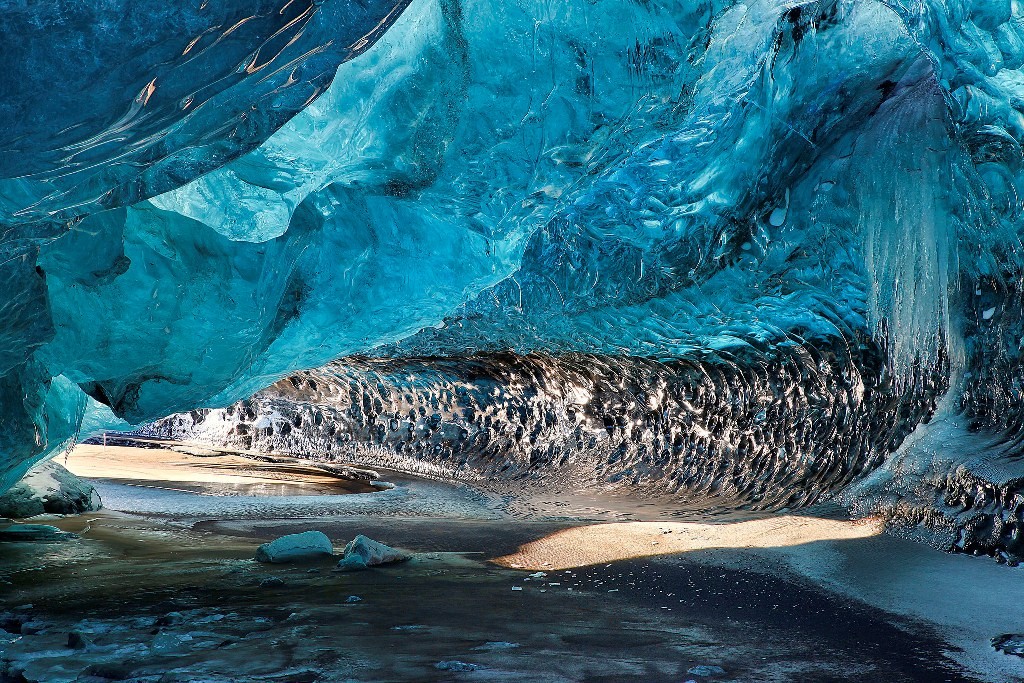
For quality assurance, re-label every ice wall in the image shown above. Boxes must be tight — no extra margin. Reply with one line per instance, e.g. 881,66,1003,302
146,348,939,509
0,0,411,228
4,0,1024,544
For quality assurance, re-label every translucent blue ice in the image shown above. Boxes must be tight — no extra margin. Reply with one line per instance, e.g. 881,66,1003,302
0,0,410,228
2,0,1024,491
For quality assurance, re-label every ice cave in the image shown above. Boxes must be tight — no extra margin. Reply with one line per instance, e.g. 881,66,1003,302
2,0,1024,681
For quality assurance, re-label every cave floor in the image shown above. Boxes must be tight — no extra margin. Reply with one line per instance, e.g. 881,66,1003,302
1,458,1022,683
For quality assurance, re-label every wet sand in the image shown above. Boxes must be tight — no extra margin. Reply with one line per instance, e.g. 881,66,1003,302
62,443,384,496
1,445,1022,682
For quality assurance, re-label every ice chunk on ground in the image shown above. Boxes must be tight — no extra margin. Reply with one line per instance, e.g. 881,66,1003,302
254,531,334,564
335,535,410,571
0,460,101,519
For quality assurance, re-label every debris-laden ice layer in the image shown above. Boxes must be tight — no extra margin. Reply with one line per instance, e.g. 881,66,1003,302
5,0,1024,561
146,345,942,511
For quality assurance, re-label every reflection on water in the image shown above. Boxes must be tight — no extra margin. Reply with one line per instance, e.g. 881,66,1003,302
0,509,987,683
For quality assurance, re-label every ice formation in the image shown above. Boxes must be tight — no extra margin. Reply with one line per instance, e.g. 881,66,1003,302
0,460,100,519
5,0,1024,560
255,530,335,563
0,0,411,227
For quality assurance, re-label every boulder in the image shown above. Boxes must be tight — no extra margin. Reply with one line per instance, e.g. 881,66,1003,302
254,531,334,564
67,631,93,649
687,665,726,677
435,661,485,672
336,535,410,571
0,460,101,519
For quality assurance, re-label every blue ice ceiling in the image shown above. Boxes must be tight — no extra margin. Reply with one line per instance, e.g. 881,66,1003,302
1,0,1023,493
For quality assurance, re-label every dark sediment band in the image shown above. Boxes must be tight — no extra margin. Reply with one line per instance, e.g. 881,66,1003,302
144,340,942,512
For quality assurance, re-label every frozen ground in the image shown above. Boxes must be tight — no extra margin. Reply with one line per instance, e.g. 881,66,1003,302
1,446,1022,682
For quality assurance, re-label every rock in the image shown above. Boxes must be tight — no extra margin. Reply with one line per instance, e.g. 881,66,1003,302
0,612,27,634
687,664,726,677
19,621,45,635
170,445,225,457
471,641,519,651
315,464,380,481
258,577,286,588
254,531,334,564
435,661,485,672
0,460,101,519
335,535,410,571
82,663,135,680
67,631,92,649
155,611,186,627
993,634,1024,657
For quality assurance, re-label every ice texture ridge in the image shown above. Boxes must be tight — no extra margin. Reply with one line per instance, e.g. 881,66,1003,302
0,0,410,229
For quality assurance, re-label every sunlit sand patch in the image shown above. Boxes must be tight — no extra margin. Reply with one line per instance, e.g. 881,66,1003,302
62,444,382,495
493,516,883,570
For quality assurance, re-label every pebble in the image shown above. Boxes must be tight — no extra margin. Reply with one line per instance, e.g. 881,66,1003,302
67,631,92,649
993,634,1024,657
687,664,726,676
471,641,519,651
258,577,286,588
435,660,485,672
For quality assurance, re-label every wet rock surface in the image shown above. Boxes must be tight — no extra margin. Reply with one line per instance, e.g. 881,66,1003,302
0,461,101,519
0,524,76,543
0,503,1009,683
336,535,411,571
992,634,1024,658
145,345,938,514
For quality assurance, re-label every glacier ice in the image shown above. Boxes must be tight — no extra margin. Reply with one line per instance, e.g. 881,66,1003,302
255,530,335,563
4,0,1024,560
336,534,411,571
0,0,411,228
